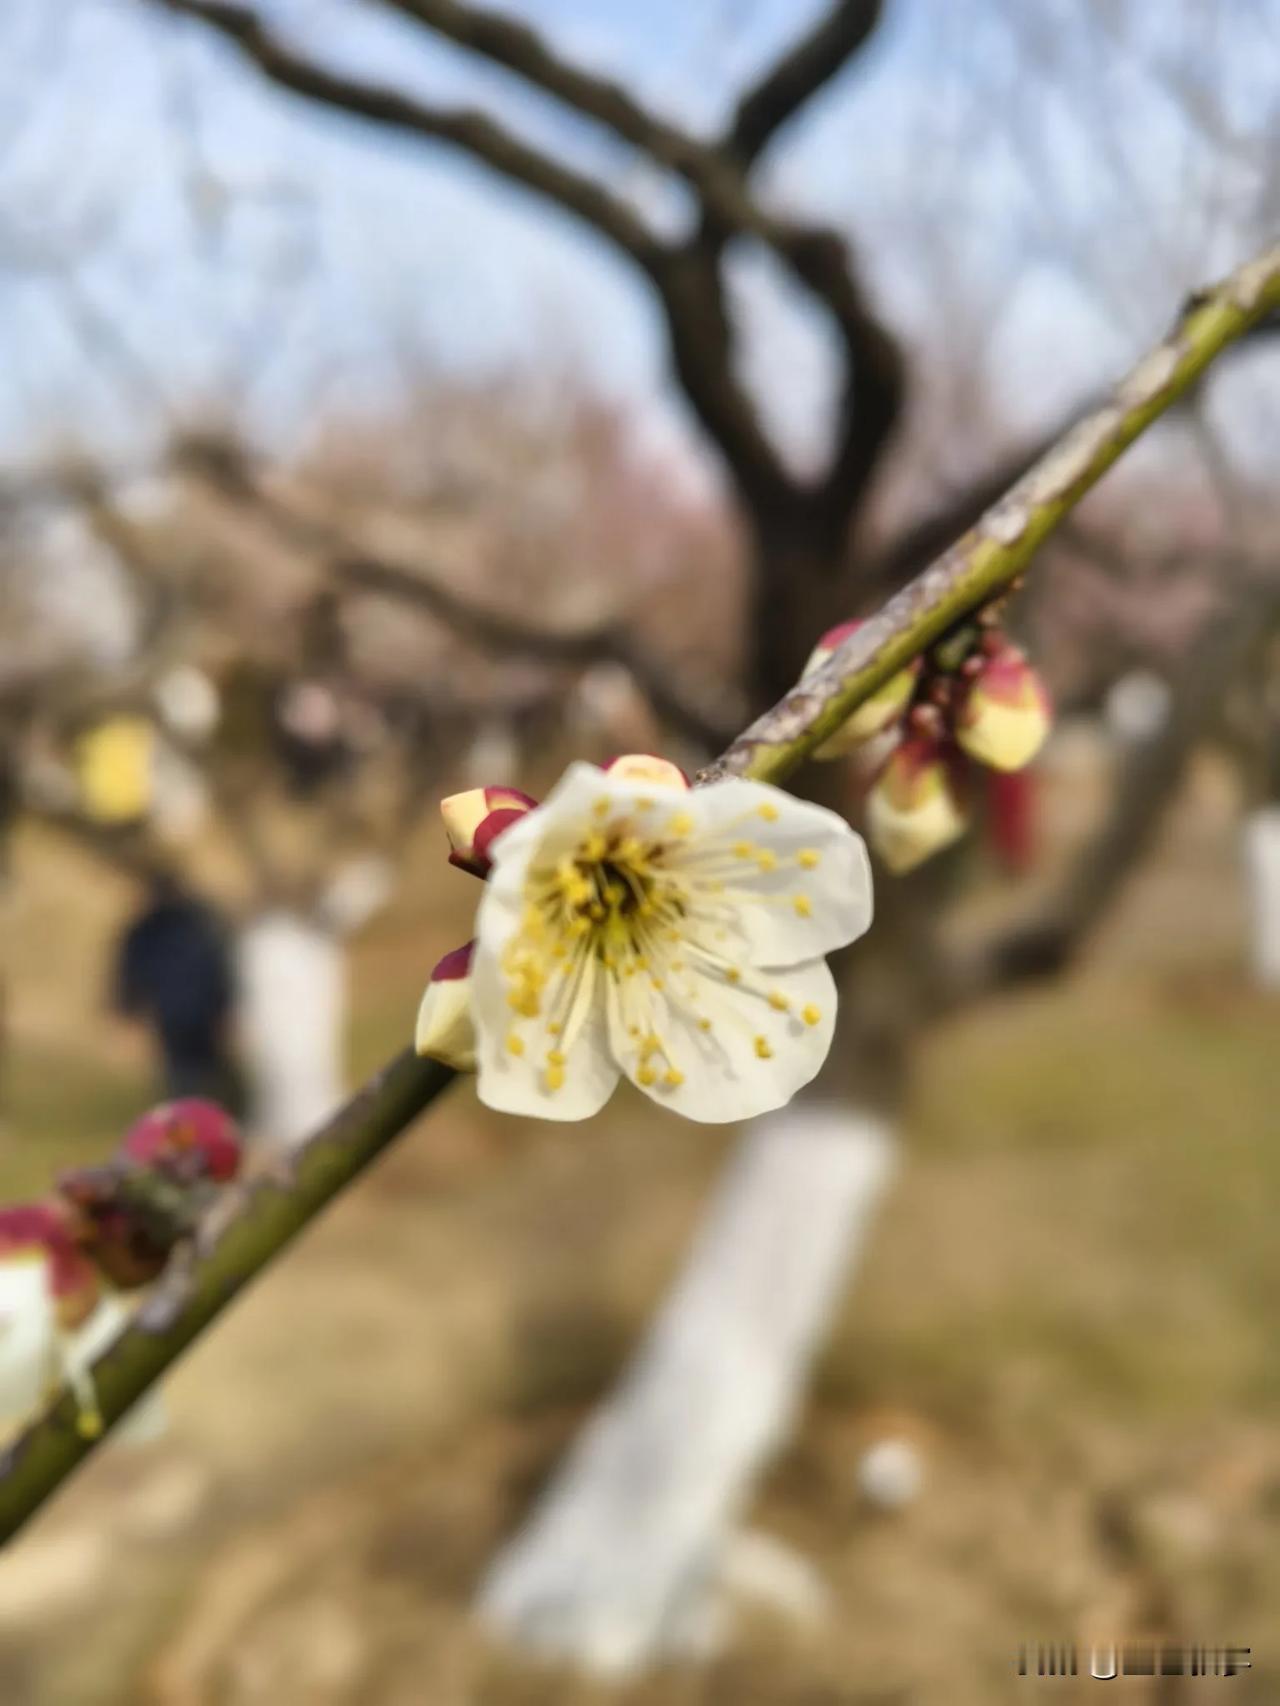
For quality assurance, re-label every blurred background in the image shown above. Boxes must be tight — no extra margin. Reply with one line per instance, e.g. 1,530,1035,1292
3,2,1280,1701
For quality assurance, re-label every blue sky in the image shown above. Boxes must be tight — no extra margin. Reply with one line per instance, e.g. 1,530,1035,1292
1,0,1278,493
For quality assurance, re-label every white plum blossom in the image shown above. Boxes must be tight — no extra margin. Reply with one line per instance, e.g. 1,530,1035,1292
465,760,873,1122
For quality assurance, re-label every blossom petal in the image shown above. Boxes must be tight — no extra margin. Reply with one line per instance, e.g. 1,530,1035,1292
670,779,873,966
0,1259,58,1424
472,929,620,1121
606,955,837,1124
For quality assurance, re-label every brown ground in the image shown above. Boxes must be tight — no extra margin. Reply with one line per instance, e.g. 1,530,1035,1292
2,747,1278,1706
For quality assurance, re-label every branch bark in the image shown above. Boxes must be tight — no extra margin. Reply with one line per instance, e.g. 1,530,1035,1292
1,240,1276,1545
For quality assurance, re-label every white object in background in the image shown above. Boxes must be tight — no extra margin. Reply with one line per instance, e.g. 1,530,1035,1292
1104,670,1172,747
856,1437,924,1511
477,1106,896,1677
154,666,221,742
238,913,346,1148
1242,806,1280,989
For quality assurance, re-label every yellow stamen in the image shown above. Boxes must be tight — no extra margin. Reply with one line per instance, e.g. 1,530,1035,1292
768,991,789,1011
697,1017,713,1032
793,894,812,917
506,1033,525,1056
726,967,741,983
758,802,779,822
547,1049,566,1067
663,1068,685,1087
802,1004,822,1026
732,841,753,858
797,848,821,869
545,1064,566,1092
754,1035,774,1059
756,850,778,872
669,812,694,836
637,1064,657,1086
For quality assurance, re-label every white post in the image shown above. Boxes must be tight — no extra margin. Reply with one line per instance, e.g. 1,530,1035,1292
1242,806,1280,989
236,912,347,1150
476,1104,896,1677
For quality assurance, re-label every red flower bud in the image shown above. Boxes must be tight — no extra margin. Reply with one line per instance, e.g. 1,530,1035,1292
415,941,477,1071
867,738,969,873
441,787,539,877
121,1099,242,1185
0,1201,101,1329
955,643,1052,772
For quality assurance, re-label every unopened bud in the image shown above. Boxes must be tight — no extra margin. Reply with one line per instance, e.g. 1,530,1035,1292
441,787,539,878
414,942,477,1071
803,620,919,757
120,1099,242,1185
956,643,1051,773
0,1203,100,1331
602,753,690,791
867,738,969,873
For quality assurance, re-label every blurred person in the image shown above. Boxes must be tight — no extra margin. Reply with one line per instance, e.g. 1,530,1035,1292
110,867,244,1112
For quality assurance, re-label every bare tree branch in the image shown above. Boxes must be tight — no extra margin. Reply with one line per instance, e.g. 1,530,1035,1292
154,0,661,267
727,0,885,167
153,0,904,518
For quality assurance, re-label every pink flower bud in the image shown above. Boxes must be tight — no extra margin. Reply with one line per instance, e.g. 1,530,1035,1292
867,738,969,873
955,643,1052,772
0,1202,100,1330
121,1099,242,1185
441,787,539,877
602,753,690,791
414,941,477,1071
803,620,920,757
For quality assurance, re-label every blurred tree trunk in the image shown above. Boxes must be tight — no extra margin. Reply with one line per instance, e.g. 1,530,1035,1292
746,510,854,705
236,912,347,1150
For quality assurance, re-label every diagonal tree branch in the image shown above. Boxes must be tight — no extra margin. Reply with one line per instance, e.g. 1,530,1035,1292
727,0,885,168
699,244,1280,782
1,240,1277,1544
